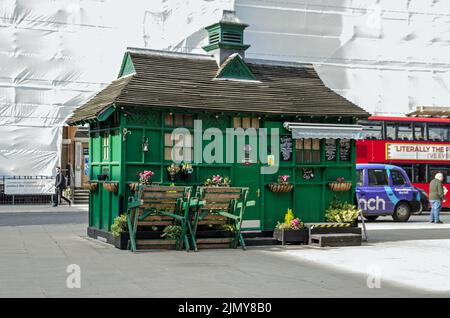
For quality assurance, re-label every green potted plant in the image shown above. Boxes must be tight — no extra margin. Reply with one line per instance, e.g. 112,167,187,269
325,199,361,227
111,214,129,249
273,208,308,244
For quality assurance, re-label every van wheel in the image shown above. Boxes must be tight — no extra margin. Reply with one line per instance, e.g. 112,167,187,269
365,216,379,221
392,202,411,222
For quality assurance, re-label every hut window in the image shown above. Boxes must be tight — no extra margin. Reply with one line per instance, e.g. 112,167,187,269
164,132,193,161
102,133,109,161
233,117,259,129
295,138,320,163
164,113,194,128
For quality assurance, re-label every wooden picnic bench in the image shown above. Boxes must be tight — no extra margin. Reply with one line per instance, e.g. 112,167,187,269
192,186,255,251
126,185,198,252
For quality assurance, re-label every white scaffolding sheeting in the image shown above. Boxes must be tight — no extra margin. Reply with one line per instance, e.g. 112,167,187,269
1,0,450,177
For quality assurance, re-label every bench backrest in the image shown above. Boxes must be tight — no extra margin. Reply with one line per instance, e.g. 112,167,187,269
197,187,248,212
137,185,191,212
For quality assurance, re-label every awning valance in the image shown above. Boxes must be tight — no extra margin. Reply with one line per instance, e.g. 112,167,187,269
283,122,363,140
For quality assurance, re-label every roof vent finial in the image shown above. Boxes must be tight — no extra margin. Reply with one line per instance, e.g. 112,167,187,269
202,10,250,66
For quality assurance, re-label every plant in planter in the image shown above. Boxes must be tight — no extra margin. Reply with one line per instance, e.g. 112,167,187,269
325,199,360,225
97,167,109,181
204,175,231,187
268,175,294,193
161,225,182,239
167,163,181,181
180,162,194,180
328,177,352,192
273,208,307,244
111,214,127,238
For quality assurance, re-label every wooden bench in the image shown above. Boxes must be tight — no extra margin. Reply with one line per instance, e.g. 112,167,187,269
192,186,255,251
126,185,198,252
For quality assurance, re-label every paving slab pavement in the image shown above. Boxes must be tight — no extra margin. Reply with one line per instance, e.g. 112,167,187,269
0,207,449,297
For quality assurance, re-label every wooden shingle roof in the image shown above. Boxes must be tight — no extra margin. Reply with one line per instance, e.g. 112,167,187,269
67,49,369,125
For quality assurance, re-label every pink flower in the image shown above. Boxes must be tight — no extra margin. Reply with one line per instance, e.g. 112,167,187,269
290,219,299,226
212,175,222,183
336,177,345,183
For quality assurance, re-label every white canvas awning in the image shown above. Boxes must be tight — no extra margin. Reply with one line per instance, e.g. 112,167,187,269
283,122,363,140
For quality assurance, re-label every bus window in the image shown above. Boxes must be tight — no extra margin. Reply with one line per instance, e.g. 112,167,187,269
368,169,389,186
397,123,413,140
413,122,425,140
429,166,450,183
385,123,396,140
413,164,427,183
428,124,449,141
359,120,382,140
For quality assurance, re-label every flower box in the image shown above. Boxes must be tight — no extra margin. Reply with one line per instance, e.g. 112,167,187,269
104,182,118,193
128,182,139,192
83,182,98,192
268,183,294,193
273,228,308,244
328,181,352,192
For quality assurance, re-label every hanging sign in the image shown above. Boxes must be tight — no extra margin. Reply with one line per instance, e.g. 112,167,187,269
325,139,337,161
280,135,293,161
340,139,351,161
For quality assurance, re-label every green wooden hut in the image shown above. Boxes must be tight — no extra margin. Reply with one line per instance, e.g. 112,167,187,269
67,11,369,240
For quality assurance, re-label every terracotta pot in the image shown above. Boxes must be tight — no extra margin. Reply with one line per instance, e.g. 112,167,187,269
328,181,352,192
268,183,293,193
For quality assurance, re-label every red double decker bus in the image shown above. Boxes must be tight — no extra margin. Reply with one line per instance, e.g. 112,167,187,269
356,116,450,208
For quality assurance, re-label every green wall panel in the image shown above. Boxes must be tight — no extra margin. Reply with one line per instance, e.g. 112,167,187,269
126,129,143,162
264,191,293,229
295,184,323,223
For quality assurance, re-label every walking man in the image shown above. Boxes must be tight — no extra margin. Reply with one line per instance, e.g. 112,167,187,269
429,172,445,224
53,166,71,207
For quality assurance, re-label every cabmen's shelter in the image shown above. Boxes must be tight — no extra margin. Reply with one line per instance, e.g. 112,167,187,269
67,11,369,239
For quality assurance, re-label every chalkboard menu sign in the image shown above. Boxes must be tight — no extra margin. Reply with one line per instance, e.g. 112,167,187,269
340,139,351,161
280,135,293,161
325,139,337,161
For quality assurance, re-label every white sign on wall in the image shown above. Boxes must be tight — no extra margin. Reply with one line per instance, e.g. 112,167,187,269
4,179,55,195
386,143,450,161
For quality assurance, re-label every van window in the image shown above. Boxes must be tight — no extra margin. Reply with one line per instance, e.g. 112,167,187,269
356,170,364,186
391,170,407,186
368,169,389,186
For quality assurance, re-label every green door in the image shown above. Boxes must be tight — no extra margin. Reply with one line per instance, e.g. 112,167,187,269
233,164,261,230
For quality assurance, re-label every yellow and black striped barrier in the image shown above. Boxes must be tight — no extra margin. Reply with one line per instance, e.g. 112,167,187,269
307,223,352,229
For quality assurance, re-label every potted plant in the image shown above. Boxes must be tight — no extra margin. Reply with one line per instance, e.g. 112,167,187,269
268,175,294,193
167,163,180,182
97,167,109,181
161,225,183,249
325,199,360,227
328,177,352,192
180,163,194,181
133,170,155,191
273,208,308,244
112,214,128,249
204,175,231,187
